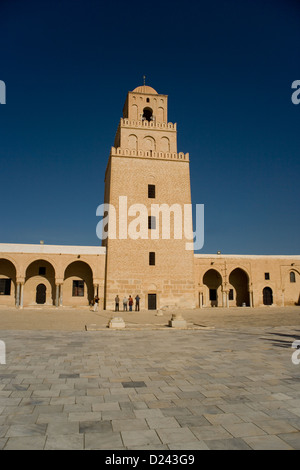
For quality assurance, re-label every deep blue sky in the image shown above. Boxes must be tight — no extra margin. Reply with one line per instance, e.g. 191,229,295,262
0,0,299,254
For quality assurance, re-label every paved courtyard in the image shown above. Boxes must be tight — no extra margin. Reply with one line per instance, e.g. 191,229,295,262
0,306,300,450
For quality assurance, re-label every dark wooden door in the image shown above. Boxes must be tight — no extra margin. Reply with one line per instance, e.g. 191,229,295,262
148,294,157,310
263,287,273,305
36,284,46,304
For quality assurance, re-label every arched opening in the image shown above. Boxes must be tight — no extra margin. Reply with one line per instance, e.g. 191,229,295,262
64,261,93,306
157,107,164,122
263,287,273,306
229,268,250,306
0,258,17,306
131,104,138,120
24,260,56,306
36,284,46,304
142,107,153,122
161,136,170,152
128,134,138,150
284,270,300,306
203,269,222,307
143,135,156,151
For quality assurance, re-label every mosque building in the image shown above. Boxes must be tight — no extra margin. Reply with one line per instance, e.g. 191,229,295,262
0,84,299,310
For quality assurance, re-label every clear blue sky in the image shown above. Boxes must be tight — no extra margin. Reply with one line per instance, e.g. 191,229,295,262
0,0,299,255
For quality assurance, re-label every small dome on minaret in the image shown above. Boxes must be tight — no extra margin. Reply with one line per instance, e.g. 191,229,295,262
132,85,158,94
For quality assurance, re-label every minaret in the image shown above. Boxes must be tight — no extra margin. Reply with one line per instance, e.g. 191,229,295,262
103,84,196,310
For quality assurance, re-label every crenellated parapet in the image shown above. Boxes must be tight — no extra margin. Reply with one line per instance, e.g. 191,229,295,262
120,118,177,131
110,147,189,162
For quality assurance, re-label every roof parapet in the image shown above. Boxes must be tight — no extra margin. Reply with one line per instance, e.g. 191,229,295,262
110,147,189,162
120,118,176,131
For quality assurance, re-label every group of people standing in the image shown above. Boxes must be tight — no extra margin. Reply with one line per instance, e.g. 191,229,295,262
115,295,140,312
91,294,141,312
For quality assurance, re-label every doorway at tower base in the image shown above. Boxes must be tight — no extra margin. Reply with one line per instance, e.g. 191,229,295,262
104,297,196,311
104,279,196,311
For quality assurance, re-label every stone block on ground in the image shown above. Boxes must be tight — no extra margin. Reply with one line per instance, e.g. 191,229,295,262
108,317,125,329
168,313,187,328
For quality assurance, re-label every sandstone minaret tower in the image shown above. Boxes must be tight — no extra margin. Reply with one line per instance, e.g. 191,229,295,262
103,83,196,310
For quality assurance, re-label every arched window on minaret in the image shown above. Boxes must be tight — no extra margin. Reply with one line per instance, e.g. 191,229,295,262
131,104,138,120
142,107,153,122
161,136,170,152
128,134,138,150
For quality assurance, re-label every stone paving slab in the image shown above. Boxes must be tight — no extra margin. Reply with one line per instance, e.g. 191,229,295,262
0,305,300,331
0,306,300,450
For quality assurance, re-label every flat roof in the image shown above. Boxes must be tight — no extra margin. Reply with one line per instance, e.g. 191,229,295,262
0,243,106,255
194,253,300,259
0,244,299,259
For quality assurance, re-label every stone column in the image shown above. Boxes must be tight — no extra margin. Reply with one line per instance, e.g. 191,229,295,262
94,284,98,297
222,290,226,308
249,290,253,308
55,284,60,307
59,284,63,307
20,283,24,309
222,286,229,308
15,282,20,308
95,280,104,310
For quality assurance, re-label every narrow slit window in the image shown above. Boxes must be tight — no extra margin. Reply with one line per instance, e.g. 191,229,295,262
148,215,156,229
149,252,155,266
148,184,155,198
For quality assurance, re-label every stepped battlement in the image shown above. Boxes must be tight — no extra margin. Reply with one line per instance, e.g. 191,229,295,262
110,146,189,162
120,118,177,131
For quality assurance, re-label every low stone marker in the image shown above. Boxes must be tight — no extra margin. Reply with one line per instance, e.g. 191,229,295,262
108,317,125,329
169,313,187,328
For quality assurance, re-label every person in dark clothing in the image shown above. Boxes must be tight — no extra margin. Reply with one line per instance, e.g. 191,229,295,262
115,295,120,311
